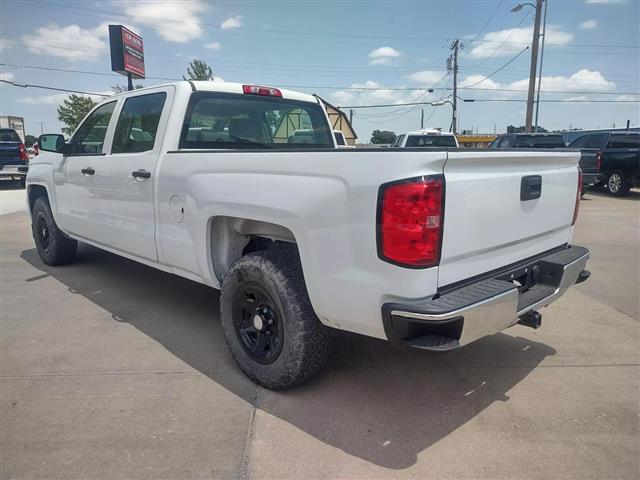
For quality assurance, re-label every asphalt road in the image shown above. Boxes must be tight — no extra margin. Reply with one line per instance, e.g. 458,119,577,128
1,189,638,479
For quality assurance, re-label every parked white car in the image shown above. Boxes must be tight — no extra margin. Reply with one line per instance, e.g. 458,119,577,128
391,129,459,148
28,81,589,389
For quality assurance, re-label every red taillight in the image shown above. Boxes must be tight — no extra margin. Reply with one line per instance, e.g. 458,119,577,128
595,151,603,171
242,85,282,97
18,143,29,162
378,175,444,268
572,168,582,226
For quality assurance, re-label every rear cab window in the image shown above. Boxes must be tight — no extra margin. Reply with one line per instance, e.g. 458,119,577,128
112,92,167,154
334,131,346,146
180,92,333,149
0,129,21,142
607,135,640,149
405,135,457,147
513,135,565,148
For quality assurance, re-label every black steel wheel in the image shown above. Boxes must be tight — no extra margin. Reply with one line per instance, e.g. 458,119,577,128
232,282,284,364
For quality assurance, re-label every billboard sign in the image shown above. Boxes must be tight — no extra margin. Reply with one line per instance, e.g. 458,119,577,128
109,25,145,79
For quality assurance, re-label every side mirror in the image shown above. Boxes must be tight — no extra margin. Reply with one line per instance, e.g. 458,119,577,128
38,134,66,153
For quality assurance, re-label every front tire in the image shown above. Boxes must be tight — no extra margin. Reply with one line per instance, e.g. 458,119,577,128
31,197,77,265
220,244,332,389
606,171,631,197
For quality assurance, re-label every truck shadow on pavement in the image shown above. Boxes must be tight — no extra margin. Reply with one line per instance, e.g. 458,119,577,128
22,245,556,470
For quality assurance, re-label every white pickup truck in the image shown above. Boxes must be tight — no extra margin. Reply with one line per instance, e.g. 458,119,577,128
28,81,590,389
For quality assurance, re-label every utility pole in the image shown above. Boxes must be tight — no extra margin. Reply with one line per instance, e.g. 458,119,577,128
525,0,544,132
450,39,460,135
349,109,354,124
421,109,424,129
534,0,548,132
35,122,45,134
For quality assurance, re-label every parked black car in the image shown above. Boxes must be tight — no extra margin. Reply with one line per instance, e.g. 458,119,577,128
489,133,566,149
568,132,640,196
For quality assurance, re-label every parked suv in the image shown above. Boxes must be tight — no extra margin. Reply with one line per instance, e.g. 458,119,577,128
569,132,640,196
0,128,29,187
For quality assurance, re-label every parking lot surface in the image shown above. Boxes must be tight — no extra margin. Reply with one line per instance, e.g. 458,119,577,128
1,190,639,479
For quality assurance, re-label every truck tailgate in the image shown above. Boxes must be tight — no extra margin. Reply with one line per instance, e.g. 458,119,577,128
438,150,580,287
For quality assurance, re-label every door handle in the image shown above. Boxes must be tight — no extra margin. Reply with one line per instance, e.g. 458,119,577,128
132,169,151,179
81,167,95,176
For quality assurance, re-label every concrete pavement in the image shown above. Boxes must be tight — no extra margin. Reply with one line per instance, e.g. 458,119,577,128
0,180,26,216
1,190,638,479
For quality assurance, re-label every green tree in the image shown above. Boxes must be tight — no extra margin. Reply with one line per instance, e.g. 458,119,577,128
370,130,396,144
111,84,144,94
24,134,38,147
57,94,97,136
183,59,214,81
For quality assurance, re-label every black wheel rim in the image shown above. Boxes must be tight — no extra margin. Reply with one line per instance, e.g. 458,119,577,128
232,282,284,364
36,213,51,251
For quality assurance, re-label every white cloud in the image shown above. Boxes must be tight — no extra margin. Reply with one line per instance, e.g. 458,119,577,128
615,94,638,101
22,23,110,61
459,75,501,90
585,0,627,4
121,0,206,42
221,15,243,30
468,26,573,58
0,72,15,81
509,69,615,92
565,96,589,101
0,38,15,50
406,70,445,85
579,19,598,29
205,41,221,50
368,46,402,66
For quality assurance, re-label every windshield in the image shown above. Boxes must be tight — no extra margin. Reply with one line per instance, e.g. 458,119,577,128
405,135,457,147
180,92,333,149
607,135,640,148
0,129,21,142
513,135,565,148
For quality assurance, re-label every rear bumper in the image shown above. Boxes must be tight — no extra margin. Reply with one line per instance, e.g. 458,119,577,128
0,165,28,177
382,245,589,351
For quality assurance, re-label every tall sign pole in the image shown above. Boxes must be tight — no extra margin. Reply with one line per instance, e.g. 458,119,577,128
525,0,544,132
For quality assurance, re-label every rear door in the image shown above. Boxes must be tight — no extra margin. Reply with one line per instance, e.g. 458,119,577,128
95,87,173,261
439,150,580,286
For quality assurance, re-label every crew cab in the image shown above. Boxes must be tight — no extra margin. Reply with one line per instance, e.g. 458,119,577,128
568,132,640,196
391,129,459,148
28,81,589,389
0,128,29,188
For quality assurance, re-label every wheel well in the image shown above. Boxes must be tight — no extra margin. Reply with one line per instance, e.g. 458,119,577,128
209,216,296,282
27,185,48,212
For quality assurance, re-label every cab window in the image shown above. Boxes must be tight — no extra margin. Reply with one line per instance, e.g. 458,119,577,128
180,92,333,149
111,93,167,154
70,101,116,155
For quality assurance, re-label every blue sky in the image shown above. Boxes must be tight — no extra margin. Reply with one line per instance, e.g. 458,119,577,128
1,0,638,141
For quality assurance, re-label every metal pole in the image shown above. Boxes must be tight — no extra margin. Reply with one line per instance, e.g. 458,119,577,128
525,0,543,132
127,72,133,91
421,109,424,129
451,39,459,135
349,109,353,124
534,0,548,132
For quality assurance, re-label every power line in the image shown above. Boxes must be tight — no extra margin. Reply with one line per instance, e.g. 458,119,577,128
344,98,639,109
459,46,530,89
468,0,504,44
0,79,110,96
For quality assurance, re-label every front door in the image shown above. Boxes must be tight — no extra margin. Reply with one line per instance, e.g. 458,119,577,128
54,101,117,241
95,88,172,261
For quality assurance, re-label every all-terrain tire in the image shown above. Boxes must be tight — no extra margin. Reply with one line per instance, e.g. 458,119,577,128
220,244,333,389
31,196,77,265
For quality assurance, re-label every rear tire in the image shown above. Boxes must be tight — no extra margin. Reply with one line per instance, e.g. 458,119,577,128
605,171,631,197
220,244,333,389
31,197,77,265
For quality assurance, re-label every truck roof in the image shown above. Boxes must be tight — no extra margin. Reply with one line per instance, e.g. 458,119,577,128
404,129,455,136
110,81,319,105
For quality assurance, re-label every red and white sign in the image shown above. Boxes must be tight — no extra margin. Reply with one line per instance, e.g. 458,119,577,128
122,27,145,77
